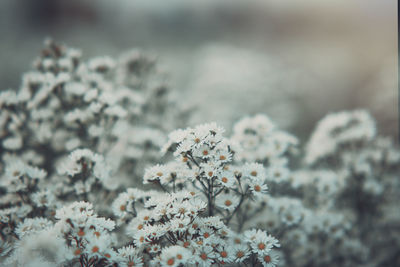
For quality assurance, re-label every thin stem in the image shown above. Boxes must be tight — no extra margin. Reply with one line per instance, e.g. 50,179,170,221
225,188,249,225
207,178,213,216
156,181,169,193
214,187,225,197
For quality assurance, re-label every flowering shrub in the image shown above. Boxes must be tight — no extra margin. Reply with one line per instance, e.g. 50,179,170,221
0,39,187,234
301,110,400,266
0,39,183,187
232,112,400,267
111,122,282,266
2,123,281,267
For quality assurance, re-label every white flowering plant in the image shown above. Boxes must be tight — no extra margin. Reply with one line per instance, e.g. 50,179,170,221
0,39,188,240
110,122,282,266
0,39,185,187
0,40,399,267
231,112,400,267
2,122,281,267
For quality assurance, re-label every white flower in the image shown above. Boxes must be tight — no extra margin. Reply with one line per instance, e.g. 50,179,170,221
215,194,240,212
246,229,280,256
85,235,113,259
57,148,112,189
216,244,235,263
194,245,216,267
159,245,191,267
143,164,168,184
3,135,22,150
232,244,251,263
249,182,268,198
112,192,132,218
55,201,94,222
215,149,232,164
267,165,290,183
257,249,280,267
305,110,376,164
32,189,57,208
243,163,266,181
117,245,143,267
280,205,304,226
15,218,53,239
8,228,70,266
363,178,384,195
64,82,86,96
217,170,236,188
3,160,46,192
0,240,12,257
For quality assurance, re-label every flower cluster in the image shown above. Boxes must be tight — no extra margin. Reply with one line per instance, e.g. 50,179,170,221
233,112,400,267
111,122,282,266
231,114,298,164
6,201,118,266
300,110,400,266
0,39,182,189
2,122,281,267
305,110,377,165
0,40,186,264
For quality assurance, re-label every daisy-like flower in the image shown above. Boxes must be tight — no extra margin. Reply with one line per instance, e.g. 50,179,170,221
199,226,215,241
243,163,266,181
55,201,94,221
168,128,191,145
217,170,236,188
215,149,232,164
187,131,207,149
194,144,213,159
201,161,222,179
117,245,143,267
174,139,194,156
132,230,148,247
305,110,376,164
216,244,235,264
195,245,216,267
250,232,280,256
4,160,47,192
31,189,57,208
215,194,240,212
3,136,22,150
232,244,251,263
257,249,280,267
112,192,132,218
85,235,111,258
244,229,259,243
7,227,71,266
267,165,290,183
57,149,112,189
229,233,246,246
15,217,53,239
280,206,303,226
143,164,168,184
143,224,167,242
170,217,191,233
87,216,115,232
249,181,268,198
173,200,195,219
159,245,191,267
0,240,12,257
188,197,207,213
195,123,224,145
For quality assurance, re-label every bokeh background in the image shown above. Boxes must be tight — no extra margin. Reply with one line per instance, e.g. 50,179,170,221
0,0,397,141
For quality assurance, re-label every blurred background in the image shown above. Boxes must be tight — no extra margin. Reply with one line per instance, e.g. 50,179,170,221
0,0,397,141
